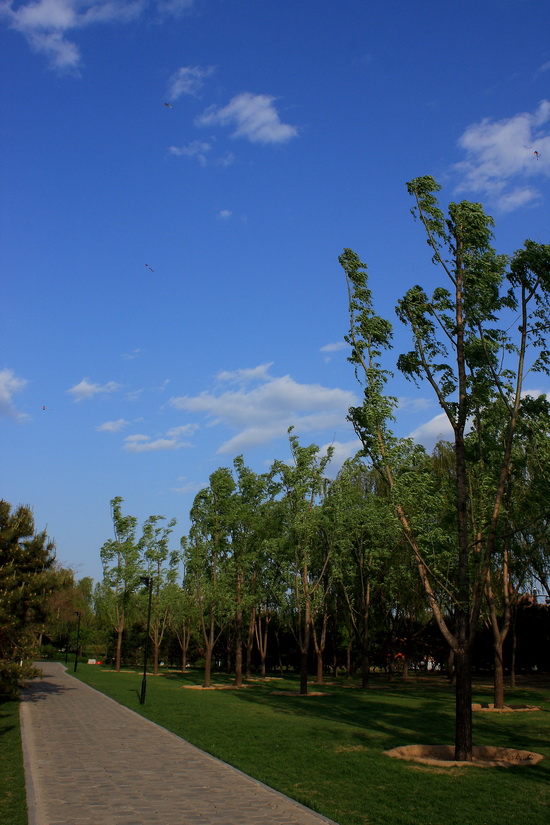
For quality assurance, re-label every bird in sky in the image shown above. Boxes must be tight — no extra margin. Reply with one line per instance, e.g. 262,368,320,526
164,102,173,109
534,150,541,160
145,264,155,272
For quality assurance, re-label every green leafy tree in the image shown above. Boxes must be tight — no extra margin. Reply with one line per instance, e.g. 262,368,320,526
100,496,143,671
185,468,234,687
141,514,178,674
271,429,333,695
340,177,550,759
0,500,57,695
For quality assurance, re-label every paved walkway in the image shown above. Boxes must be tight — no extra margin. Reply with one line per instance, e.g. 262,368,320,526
20,663,338,825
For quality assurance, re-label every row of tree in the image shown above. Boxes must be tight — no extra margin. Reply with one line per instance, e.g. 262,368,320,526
3,177,549,766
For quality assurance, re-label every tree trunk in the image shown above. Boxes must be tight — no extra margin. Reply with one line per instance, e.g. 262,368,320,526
493,639,505,709
454,641,473,761
245,607,256,680
204,641,213,687
115,623,123,672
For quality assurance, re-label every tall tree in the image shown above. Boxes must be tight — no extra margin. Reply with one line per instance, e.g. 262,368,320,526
100,496,143,671
272,429,333,695
141,514,178,674
185,468,233,687
340,178,550,759
0,500,57,695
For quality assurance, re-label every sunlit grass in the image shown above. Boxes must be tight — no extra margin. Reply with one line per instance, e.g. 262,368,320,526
72,666,550,825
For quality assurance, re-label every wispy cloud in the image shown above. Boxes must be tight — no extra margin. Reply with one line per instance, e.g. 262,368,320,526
169,140,212,166
320,342,346,354
218,209,232,220
1,0,194,70
454,100,550,211
169,364,356,454
167,65,215,100
96,418,130,432
122,348,142,360
196,92,299,145
0,368,28,420
68,377,121,402
172,476,205,495
123,432,191,452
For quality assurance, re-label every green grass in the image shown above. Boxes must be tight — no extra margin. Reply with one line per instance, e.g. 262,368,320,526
0,699,28,825
70,666,550,825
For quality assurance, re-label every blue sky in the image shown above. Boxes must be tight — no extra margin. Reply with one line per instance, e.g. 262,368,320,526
2,0,549,583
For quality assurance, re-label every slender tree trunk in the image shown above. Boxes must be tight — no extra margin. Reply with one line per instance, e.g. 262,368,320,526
204,642,213,687
245,606,256,679
361,579,371,688
510,605,517,688
493,640,505,708
312,610,328,685
254,611,269,677
115,622,123,672
454,636,473,761
234,571,243,687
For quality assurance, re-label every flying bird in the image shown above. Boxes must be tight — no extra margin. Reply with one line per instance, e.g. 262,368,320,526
164,102,173,109
534,150,541,160
145,264,155,272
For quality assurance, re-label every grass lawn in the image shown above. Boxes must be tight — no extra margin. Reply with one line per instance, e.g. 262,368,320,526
0,699,28,825
69,665,550,825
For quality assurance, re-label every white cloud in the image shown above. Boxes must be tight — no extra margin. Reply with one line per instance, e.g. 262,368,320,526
216,363,273,384
167,65,215,100
96,418,130,432
169,140,211,166
320,341,346,353
123,433,189,453
397,396,432,413
166,423,198,437
218,209,232,220
67,378,121,401
196,92,299,145
0,368,28,419
169,364,357,454
122,423,196,452
122,348,142,360
408,412,454,449
1,0,192,70
454,100,550,210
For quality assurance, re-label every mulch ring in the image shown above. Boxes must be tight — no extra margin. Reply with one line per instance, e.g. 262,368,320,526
472,703,540,712
270,690,329,696
385,744,543,768
182,684,249,690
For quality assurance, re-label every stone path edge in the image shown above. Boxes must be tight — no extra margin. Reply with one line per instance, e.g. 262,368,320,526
21,663,339,825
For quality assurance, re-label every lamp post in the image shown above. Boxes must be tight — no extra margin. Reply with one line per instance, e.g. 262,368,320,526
73,611,82,673
140,576,153,705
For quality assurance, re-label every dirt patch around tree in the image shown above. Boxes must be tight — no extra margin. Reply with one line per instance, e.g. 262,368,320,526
472,702,540,712
270,690,329,696
385,744,543,768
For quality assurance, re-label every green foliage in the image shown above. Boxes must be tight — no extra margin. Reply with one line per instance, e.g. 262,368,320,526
0,500,57,695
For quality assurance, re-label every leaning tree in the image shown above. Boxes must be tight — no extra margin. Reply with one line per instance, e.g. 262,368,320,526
339,176,550,759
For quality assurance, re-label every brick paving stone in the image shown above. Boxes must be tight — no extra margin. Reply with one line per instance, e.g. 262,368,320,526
20,663,339,825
